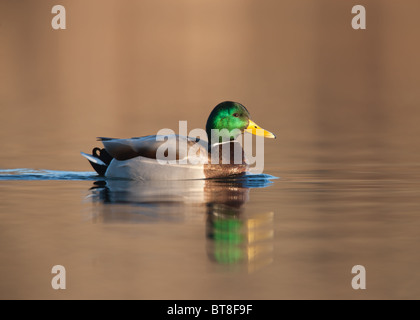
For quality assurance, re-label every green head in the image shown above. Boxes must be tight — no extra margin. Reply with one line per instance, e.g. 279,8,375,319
205,101,276,143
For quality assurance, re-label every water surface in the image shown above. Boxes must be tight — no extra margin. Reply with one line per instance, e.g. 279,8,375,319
1,161,420,299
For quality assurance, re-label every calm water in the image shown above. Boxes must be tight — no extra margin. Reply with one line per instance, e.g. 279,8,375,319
1,146,420,299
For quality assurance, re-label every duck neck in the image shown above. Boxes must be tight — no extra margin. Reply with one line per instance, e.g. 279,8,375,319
208,140,246,165
206,127,242,146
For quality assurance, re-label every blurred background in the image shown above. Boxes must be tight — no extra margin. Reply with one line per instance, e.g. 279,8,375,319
1,0,419,171
1,0,420,300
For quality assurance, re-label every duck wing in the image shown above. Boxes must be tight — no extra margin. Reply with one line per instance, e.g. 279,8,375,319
98,135,208,161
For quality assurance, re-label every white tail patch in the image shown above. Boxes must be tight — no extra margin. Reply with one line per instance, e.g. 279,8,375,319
80,152,107,166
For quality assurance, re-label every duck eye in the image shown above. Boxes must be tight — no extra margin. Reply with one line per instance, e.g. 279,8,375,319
233,113,240,117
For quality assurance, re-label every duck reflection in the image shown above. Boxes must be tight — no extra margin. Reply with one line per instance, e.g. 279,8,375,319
204,181,274,271
88,175,275,271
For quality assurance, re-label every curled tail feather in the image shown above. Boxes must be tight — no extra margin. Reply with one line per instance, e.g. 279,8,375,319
81,148,113,176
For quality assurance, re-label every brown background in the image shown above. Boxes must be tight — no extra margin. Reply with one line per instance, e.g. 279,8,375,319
1,0,419,171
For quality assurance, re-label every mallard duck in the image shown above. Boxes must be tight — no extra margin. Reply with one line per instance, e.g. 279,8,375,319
81,101,275,180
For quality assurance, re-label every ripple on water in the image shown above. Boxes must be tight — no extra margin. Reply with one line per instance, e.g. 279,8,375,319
0,168,278,184
0,169,100,181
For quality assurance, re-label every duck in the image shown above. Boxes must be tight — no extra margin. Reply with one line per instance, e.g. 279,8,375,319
81,101,275,180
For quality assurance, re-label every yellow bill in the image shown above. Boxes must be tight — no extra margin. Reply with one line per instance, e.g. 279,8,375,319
245,120,276,139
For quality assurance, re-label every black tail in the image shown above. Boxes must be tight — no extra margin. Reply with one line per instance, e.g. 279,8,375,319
81,148,113,176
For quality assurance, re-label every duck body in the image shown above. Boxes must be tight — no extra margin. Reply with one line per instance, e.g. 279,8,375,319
103,135,210,180
106,155,208,180
82,101,274,181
